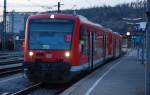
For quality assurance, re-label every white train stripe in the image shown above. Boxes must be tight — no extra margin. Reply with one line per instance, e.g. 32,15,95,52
70,59,102,72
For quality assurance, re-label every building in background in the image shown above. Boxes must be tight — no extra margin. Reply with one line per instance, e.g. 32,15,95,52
6,12,36,33
5,12,36,50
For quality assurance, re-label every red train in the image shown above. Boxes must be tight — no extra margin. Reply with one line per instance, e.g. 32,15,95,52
23,13,122,83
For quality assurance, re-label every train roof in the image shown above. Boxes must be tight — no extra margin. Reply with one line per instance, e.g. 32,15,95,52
113,32,122,37
77,15,103,28
28,13,103,28
28,13,119,34
27,13,77,20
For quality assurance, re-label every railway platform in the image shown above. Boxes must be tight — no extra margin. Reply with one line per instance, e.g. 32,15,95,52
61,50,145,95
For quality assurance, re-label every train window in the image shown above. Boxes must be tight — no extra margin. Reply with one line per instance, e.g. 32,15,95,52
80,26,89,55
28,19,74,50
79,27,84,40
104,33,107,49
95,32,103,54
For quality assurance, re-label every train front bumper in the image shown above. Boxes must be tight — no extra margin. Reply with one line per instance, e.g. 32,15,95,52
23,62,71,83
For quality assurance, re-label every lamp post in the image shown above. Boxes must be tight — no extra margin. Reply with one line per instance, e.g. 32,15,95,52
57,2,64,13
145,0,150,94
12,10,15,50
2,0,7,50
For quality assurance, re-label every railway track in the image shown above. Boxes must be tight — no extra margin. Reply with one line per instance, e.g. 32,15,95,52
7,82,66,95
0,52,23,78
0,51,23,65
0,73,70,95
0,58,23,65
0,63,23,76
0,54,23,65
0,52,22,56
0,68,22,76
10,83,41,95
0,59,23,66
0,55,22,59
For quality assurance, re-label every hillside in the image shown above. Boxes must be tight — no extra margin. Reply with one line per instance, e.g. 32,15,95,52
63,0,146,34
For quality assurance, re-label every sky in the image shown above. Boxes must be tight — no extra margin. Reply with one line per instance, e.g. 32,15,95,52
0,0,141,14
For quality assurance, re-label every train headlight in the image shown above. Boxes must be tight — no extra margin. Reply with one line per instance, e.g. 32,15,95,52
65,51,70,58
29,51,34,57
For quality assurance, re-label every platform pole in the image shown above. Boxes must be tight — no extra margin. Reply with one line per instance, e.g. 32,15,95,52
145,0,150,94
2,0,6,50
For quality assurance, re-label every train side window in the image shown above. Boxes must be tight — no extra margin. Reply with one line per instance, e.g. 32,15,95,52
80,26,88,55
95,32,103,54
104,33,107,49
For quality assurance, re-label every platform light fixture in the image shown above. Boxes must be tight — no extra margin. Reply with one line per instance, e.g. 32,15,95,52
126,32,130,36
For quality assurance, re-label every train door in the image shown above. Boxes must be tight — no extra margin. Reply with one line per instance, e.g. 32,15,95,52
98,31,104,62
101,31,105,62
113,35,117,58
103,32,107,61
79,26,90,71
119,38,122,55
94,31,104,66
116,37,120,57
107,32,113,58
89,32,94,71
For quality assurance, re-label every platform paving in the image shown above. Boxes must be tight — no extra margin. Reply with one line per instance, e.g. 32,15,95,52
61,50,145,95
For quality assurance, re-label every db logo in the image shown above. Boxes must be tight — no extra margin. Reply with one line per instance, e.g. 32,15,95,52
46,54,52,58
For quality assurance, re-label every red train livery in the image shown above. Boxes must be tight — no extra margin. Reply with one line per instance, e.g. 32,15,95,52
23,13,122,83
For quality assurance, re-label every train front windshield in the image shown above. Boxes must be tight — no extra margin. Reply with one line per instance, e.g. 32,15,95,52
29,19,74,50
